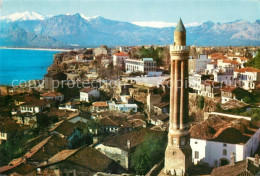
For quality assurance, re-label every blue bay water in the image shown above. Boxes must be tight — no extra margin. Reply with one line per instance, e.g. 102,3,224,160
0,49,59,85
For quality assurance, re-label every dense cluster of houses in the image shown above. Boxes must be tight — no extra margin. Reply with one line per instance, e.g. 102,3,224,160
0,45,260,175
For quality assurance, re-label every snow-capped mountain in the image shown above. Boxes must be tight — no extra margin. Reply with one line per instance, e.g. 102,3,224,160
0,12,259,47
0,11,45,22
131,21,201,28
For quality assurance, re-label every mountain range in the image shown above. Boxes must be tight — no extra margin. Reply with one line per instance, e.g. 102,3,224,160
0,12,259,47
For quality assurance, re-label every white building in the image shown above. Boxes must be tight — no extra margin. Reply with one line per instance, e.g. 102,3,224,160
213,66,235,86
20,100,50,113
112,52,129,68
125,58,156,74
234,67,260,90
40,92,64,102
109,101,138,112
94,46,107,56
80,88,100,102
189,54,211,74
190,114,260,168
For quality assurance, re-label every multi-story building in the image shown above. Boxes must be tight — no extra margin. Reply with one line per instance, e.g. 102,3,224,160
112,52,129,68
198,80,221,98
125,58,156,74
190,114,260,168
234,67,260,90
94,46,108,56
189,54,211,74
80,87,100,102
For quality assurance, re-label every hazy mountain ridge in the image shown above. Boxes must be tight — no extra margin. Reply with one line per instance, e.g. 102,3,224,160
0,12,259,47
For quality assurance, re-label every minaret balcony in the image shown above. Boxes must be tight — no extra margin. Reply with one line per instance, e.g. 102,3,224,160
170,45,189,52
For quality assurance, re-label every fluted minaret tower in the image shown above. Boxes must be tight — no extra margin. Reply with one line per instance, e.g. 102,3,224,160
164,18,192,176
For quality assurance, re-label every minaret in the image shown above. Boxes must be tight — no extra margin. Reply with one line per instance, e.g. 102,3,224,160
164,18,192,175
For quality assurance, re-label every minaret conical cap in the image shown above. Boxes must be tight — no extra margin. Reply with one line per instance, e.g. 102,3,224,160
175,18,186,32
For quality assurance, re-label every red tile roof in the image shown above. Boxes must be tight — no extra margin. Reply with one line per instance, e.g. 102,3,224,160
201,80,220,86
220,86,237,92
80,87,94,93
210,53,227,60
211,159,260,176
38,146,121,173
41,92,63,97
93,102,108,107
235,67,260,73
190,115,259,144
113,52,129,56
101,128,149,150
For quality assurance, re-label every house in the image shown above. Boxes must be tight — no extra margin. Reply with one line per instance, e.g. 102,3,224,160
113,52,129,68
0,118,19,144
67,111,91,124
80,87,100,102
45,108,78,121
213,66,235,86
150,114,169,126
125,58,156,73
40,92,64,102
234,67,260,90
94,128,152,169
190,114,260,168
20,98,51,113
14,112,38,128
109,101,138,113
153,102,169,115
49,120,83,148
221,99,250,111
198,80,221,98
0,134,68,175
211,155,260,176
59,101,78,112
220,86,239,103
94,46,108,56
98,115,132,134
37,146,125,176
92,102,109,112
188,54,211,74
120,95,135,104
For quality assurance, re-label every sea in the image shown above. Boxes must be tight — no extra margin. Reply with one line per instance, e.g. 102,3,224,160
0,49,59,86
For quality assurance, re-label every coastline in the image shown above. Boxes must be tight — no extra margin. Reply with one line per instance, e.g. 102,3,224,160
0,47,71,52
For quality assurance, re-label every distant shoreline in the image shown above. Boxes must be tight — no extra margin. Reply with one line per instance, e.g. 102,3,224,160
0,47,71,52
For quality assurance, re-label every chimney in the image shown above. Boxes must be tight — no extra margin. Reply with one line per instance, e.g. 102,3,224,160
230,152,235,166
255,154,259,166
127,140,131,149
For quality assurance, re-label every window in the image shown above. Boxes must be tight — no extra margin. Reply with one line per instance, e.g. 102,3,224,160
181,138,185,146
195,151,199,159
173,138,177,145
195,141,198,144
223,144,227,147
223,149,227,156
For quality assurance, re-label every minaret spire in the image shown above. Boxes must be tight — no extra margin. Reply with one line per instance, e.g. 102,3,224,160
164,18,192,175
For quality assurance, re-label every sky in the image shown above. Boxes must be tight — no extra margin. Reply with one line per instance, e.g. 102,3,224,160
0,0,259,23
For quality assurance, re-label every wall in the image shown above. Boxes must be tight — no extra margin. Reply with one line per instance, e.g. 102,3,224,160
190,128,260,168
95,144,129,169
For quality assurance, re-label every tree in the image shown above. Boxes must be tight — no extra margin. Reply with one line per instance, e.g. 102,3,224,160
242,96,253,103
197,96,205,110
131,133,167,175
245,50,260,69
